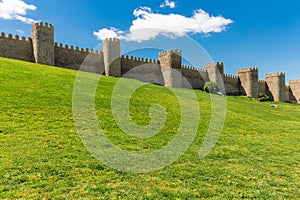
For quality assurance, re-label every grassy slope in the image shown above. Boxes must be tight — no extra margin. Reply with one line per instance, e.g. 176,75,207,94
0,57,299,199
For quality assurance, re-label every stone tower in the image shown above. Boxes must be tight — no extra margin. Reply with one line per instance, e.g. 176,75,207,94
265,72,286,102
103,38,121,77
206,62,225,93
238,67,259,98
31,22,55,65
288,80,300,104
159,49,182,88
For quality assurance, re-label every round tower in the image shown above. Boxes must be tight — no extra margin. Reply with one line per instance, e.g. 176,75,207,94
31,22,55,65
288,79,300,104
159,49,183,88
206,62,225,93
265,72,286,102
103,38,121,77
238,67,259,98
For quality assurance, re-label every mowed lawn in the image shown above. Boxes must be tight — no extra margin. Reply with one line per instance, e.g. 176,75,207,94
0,57,299,199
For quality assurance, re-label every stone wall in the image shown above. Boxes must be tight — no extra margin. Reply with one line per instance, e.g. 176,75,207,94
206,62,225,93
32,22,55,66
258,80,267,94
181,65,207,89
265,72,286,102
0,22,299,104
238,67,259,98
103,38,121,77
0,33,34,62
121,56,164,85
288,79,300,103
54,43,104,73
224,74,240,95
159,50,183,88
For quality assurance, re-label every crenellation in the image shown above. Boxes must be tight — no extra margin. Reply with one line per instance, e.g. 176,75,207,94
265,72,285,78
238,67,258,73
34,22,54,29
0,33,33,42
289,79,300,84
198,68,206,72
224,74,239,79
0,21,299,104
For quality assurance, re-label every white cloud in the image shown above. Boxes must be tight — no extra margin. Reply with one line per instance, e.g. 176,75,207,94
16,29,24,34
94,7,233,42
0,0,37,24
160,0,176,9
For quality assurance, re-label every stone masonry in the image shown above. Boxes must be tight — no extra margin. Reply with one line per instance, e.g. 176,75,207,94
0,22,299,103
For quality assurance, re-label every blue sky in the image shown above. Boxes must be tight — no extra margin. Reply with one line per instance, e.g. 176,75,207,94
0,0,299,82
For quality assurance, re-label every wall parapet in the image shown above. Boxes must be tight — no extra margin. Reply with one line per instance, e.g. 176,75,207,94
33,22,54,29
181,64,206,72
238,67,258,73
54,42,101,55
265,72,285,78
1,32,32,42
1,21,300,103
121,55,159,64
206,62,224,66
159,49,182,57
289,79,300,84
104,38,120,42
224,73,238,79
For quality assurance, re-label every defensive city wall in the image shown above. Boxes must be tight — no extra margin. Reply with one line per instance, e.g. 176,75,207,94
0,22,299,104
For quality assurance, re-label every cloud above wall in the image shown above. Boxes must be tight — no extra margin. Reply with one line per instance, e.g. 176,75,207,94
0,0,37,24
160,0,176,9
94,7,233,42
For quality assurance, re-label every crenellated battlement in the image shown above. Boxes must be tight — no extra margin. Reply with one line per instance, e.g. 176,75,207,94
33,22,54,29
181,64,206,72
159,49,182,56
224,73,239,79
121,55,159,63
0,21,300,104
104,38,120,42
54,42,101,54
289,79,300,84
265,72,286,78
238,67,258,73
206,62,224,67
0,32,32,42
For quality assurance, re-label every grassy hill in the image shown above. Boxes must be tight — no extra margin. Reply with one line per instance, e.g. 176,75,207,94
0,57,299,199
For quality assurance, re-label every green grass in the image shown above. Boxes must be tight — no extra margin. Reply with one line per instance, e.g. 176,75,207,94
0,57,299,199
